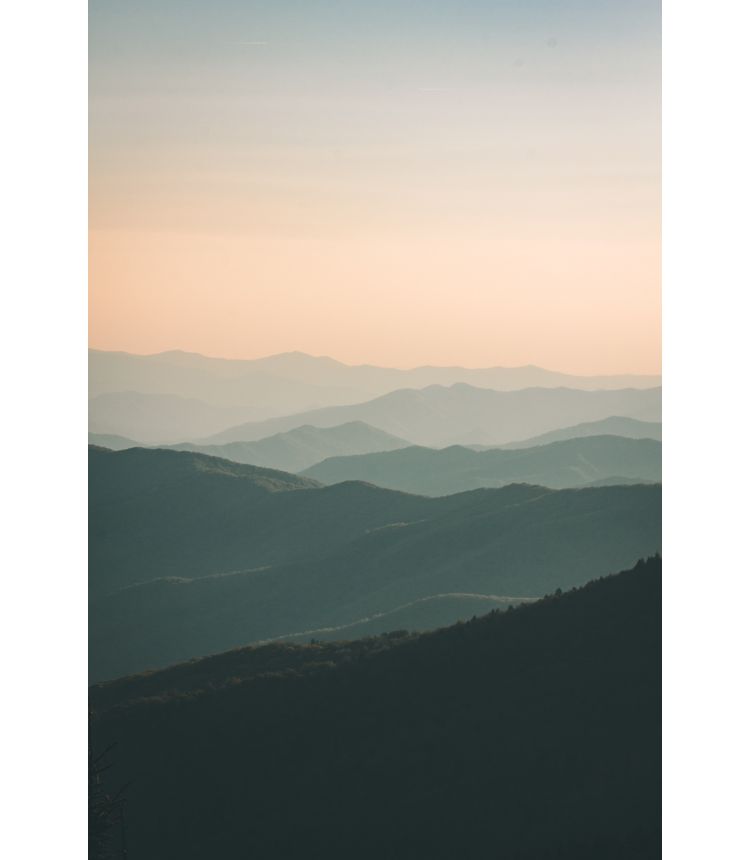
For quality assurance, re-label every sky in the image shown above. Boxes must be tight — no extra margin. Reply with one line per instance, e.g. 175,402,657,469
89,0,660,374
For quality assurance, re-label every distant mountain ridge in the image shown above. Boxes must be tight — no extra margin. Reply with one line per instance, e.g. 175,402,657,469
495,415,662,449
89,349,661,443
91,348,661,401
89,349,366,405
163,422,411,472
205,383,662,447
303,435,662,495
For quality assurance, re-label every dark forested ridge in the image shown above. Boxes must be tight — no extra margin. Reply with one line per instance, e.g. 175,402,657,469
89,445,432,595
90,446,660,679
303,434,661,495
90,446,661,594
92,557,661,860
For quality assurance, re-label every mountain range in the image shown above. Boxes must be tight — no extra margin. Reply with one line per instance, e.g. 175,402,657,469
203,383,662,447
88,415,663,482
89,349,366,413
303,435,661,494
90,445,423,596
495,415,662,448
90,446,660,679
91,348,661,403
163,421,410,472
90,557,661,860
89,349,661,443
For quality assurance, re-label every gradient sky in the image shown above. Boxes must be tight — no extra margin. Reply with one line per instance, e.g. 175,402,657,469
89,0,660,374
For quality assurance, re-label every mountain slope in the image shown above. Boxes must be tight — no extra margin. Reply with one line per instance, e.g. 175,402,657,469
89,446,440,597
497,415,662,448
91,557,661,860
90,465,660,679
270,592,537,643
204,383,662,446
304,435,661,494
164,421,411,472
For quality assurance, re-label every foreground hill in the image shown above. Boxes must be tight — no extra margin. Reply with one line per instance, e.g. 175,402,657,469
91,557,661,860
304,435,661,494
204,383,662,447
90,450,660,679
497,415,662,448
165,421,411,472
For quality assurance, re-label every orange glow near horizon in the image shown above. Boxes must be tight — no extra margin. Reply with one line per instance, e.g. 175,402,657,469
89,223,660,375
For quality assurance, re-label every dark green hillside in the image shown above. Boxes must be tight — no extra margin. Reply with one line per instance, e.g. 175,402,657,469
90,632,419,714
89,446,448,595
92,557,661,860
89,444,319,498
303,435,661,494
276,592,537,643
90,481,660,679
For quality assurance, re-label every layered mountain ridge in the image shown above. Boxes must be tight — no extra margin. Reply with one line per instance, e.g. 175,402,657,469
303,434,661,495
89,349,661,444
90,446,660,680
